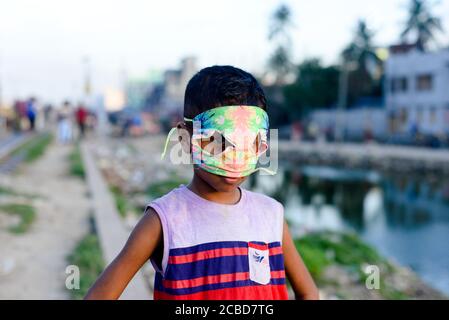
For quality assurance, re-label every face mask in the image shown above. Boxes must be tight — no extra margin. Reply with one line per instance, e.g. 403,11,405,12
161,105,276,178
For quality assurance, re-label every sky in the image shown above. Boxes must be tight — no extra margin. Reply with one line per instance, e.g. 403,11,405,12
0,0,448,105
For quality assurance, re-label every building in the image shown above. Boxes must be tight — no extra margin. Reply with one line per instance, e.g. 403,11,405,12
385,45,449,137
149,57,198,119
126,70,163,110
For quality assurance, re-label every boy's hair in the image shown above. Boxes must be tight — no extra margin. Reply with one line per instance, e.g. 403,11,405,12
184,65,267,119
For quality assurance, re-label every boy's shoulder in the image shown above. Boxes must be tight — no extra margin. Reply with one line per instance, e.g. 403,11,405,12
147,184,187,209
242,188,284,210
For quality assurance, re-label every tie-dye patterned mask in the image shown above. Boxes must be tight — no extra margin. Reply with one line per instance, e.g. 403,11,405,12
161,105,275,178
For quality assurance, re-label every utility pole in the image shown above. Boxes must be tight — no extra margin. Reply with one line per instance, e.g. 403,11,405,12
82,56,91,103
336,58,348,142
336,58,357,142
0,50,3,109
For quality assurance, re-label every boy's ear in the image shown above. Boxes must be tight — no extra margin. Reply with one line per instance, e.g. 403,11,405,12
176,121,191,154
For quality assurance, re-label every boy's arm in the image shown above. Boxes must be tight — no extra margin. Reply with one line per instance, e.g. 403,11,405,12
282,220,320,300
84,207,162,300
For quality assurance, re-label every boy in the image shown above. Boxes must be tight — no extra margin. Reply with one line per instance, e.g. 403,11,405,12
85,66,319,300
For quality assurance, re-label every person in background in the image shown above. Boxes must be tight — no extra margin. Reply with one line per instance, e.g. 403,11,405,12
57,100,73,144
75,103,88,139
43,104,53,129
12,101,22,133
26,97,37,131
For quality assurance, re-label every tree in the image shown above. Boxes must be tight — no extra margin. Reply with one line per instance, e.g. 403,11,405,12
341,20,383,106
342,20,382,77
268,4,294,85
401,0,444,51
283,59,340,120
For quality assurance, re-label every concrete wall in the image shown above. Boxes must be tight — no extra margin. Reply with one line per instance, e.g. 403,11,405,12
310,107,387,141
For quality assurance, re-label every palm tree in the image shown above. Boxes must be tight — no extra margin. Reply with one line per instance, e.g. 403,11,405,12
401,0,444,51
337,20,383,139
268,4,293,46
342,20,381,75
268,4,294,84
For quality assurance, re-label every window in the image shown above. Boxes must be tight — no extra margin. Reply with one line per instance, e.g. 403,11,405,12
416,74,433,91
399,77,408,91
390,78,395,93
390,77,408,93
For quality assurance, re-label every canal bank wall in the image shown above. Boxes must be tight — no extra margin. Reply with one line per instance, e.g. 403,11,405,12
278,141,449,175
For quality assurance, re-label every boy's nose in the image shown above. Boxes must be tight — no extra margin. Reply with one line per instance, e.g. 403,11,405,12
224,149,256,165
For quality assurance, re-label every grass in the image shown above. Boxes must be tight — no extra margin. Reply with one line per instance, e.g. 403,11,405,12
67,233,104,300
109,175,189,218
294,231,410,299
0,185,43,200
69,144,85,179
0,203,36,233
0,186,20,196
295,232,387,281
146,177,189,199
11,132,53,163
110,186,139,218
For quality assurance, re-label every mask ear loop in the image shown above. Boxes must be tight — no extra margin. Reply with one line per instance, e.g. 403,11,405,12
160,117,195,159
160,127,178,160
252,133,275,175
254,167,277,175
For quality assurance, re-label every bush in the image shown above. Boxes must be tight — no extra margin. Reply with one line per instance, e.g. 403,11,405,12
12,132,53,163
147,178,188,199
67,233,104,300
0,203,36,234
69,145,85,178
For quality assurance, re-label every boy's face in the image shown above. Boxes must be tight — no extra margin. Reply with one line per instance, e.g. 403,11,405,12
178,120,263,192
177,105,269,191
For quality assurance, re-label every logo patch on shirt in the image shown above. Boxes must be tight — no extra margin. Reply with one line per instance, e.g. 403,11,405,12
248,242,271,285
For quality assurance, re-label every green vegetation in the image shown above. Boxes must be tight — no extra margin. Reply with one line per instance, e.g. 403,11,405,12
67,233,104,300
295,231,381,282
268,4,294,85
0,186,20,196
0,185,43,200
147,177,189,199
12,132,53,163
295,231,410,299
0,203,36,234
69,144,85,179
110,186,140,218
284,59,340,120
401,0,444,51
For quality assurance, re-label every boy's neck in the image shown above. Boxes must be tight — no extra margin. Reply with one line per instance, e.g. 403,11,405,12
187,174,242,205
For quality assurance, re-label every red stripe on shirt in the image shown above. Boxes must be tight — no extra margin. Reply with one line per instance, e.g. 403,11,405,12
168,244,283,265
248,242,268,250
162,270,286,289
168,247,248,264
154,284,289,300
269,246,283,255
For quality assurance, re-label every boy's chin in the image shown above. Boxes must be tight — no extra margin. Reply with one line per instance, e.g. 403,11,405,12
196,167,247,192
211,175,246,192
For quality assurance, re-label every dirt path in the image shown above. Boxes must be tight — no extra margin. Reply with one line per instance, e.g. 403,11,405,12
0,141,90,299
